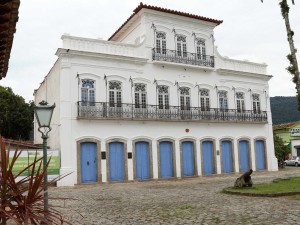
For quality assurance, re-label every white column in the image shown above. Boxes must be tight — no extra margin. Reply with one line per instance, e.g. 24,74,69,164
251,138,256,171
101,141,107,182
127,139,133,181
152,140,158,179
197,139,202,176
215,139,221,174
233,139,239,173
175,139,181,178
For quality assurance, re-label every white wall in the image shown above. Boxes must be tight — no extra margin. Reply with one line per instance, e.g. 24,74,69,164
34,60,61,149
35,8,277,186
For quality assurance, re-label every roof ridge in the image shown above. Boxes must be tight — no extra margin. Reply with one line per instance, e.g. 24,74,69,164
108,2,222,41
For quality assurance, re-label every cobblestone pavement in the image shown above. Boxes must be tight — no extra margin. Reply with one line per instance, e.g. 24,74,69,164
49,167,300,225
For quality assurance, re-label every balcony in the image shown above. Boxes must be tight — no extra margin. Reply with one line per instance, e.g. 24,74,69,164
152,48,214,68
77,102,267,123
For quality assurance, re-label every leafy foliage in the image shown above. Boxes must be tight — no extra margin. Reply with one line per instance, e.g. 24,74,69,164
273,134,290,160
0,85,34,140
0,140,72,224
270,96,300,125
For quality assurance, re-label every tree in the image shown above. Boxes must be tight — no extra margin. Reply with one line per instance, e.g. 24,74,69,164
273,134,290,160
261,0,300,110
0,85,33,140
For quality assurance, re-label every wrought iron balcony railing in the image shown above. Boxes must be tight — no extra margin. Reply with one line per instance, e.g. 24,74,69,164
77,102,268,123
152,48,214,68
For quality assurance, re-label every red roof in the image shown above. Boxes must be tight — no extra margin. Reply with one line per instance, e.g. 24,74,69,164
0,0,20,79
108,2,223,41
0,137,40,149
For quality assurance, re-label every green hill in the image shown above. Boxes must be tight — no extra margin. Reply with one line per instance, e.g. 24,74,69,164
270,96,300,125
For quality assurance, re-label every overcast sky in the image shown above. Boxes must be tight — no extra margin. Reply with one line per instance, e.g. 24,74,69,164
1,0,300,102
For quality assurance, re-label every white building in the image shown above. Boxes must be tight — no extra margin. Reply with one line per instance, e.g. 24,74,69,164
34,3,277,186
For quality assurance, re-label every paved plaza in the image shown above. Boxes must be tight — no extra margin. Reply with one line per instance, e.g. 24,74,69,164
50,167,300,225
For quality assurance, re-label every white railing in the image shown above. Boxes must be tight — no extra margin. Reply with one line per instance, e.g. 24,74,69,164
215,48,267,75
61,35,144,58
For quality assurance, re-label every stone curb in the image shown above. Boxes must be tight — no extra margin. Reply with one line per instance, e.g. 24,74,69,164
222,188,300,197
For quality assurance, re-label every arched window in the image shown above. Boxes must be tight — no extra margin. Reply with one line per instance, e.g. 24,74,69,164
81,79,95,106
236,92,245,112
156,32,166,54
200,89,210,111
196,38,206,60
179,87,190,110
134,83,147,109
109,81,122,107
218,90,228,111
252,93,260,113
176,35,187,57
158,85,169,109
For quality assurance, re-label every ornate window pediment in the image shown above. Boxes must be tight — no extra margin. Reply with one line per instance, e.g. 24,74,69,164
109,81,122,90
196,38,205,46
177,35,186,42
156,32,166,39
200,88,209,96
252,93,260,101
236,92,244,99
218,90,227,98
134,83,146,92
81,79,94,88
179,87,190,95
158,85,169,94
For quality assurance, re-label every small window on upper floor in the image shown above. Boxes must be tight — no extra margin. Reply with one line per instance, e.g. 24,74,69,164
156,32,166,55
109,81,122,108
252,93,261,113
236,92,245,113
134,83,147,109
158,85,169,110
176,35,187,57
179,87,190,111
218,90,228,111
200,88,210,111
81,79,95,106
196,38,206,60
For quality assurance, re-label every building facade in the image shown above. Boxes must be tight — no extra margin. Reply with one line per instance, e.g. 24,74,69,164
34,3,277,186
273,121,300,157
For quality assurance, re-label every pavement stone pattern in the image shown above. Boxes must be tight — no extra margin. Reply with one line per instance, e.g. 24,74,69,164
49,167,300,225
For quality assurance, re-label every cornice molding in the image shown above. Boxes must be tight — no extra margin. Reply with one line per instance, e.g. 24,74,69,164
217,69,272,80
56,48,148,64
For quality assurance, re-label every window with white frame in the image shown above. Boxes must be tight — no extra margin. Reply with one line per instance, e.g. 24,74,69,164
156,32,166,54
158,85,169,109
81,79,95,106
218,90,228,111
134,83,147,109
179,87,190,110
199,88,210,111
176,35,187,57
196,38,206,60
236,92,245,112
252,93,261,113
109,81,122,107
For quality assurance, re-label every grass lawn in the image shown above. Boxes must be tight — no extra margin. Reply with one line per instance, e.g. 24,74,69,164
224,177,300,195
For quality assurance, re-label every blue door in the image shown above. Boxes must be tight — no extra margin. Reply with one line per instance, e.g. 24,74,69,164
80,142,97,183
109,142,125,181
202,141,214,175
256,140,265,170
160,141,173,178
222,141,233,173
182,141,195,176
239,140,250,172
135,141,150,180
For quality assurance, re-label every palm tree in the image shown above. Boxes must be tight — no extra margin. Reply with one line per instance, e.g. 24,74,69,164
262,0,300,110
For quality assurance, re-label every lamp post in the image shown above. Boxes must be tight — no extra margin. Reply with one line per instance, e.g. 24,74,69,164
34,100,55,213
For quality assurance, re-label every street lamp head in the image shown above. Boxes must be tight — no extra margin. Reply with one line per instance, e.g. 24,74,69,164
34,101,56,128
